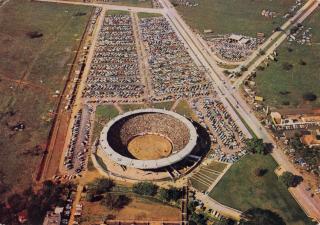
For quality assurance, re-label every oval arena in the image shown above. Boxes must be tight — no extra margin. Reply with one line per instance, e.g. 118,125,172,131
99,108,198,173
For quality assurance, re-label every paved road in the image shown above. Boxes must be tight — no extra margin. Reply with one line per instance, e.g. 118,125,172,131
195,191,242,220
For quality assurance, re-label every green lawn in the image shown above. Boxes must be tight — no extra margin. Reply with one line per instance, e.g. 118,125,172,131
137,12,162,18
92,105,119,141
210,154,313,225
255,10,320,109
174,100,195,119
107,10,130,15
0,0,91,195
119,103,147,112
104,0,152,8
151,101,175,110
173,0,300,36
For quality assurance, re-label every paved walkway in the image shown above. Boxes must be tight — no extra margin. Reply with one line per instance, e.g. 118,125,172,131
195,192,242,221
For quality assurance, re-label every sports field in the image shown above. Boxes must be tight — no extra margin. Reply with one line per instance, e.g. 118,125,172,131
128,134,172,160
210,154,314,225
255,10,320,109
173,0,300,36
0,0,91,194
190,161,228,192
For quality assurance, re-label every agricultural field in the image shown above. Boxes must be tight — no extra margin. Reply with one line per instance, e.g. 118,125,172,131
210,154,313,225
173,0,301,36
0,0,91,195
190,161,228,192
254,10,320,109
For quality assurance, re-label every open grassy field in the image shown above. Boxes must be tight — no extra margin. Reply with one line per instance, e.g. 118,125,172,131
174,100,196,119
255,11,320,109
151,101,175,110
137,12,163,18
119,103,148,112
92,105,119,141
103,0,152,8
190,161,228,192
107,9,130,15
173,0,300,36
0,0,91,195
210,154,313,225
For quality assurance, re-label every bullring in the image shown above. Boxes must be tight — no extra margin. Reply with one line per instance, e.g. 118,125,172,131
99,108,198,169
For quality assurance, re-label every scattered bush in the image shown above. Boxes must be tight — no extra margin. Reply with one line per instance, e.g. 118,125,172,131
101,193,131,210
88,178,114,195
26,31,43,39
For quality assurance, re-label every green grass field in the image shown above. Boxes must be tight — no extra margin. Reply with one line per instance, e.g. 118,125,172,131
255,11,320,109
137,12,162,18
151,101,175,110
104,0,152,8
0,0,91,195
173,0,300,36
210,154,313,225
120,103,147,112
92,105,120,141
174,100,195,119
107,10,130,15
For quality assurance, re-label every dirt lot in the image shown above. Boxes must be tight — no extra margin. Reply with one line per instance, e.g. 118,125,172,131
0,0,91,196
128,134,172,160
80,195,181,224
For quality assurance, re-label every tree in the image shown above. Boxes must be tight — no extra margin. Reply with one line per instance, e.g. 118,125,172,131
240,208,286,225
86,192,95,202
303,92,317,102
189,212,208,225
132,182,158,196
245,137,266,154
158,187,182,202
254,168,268,177
101,193,130,210
279,171,303,188
215,218,236,225
89,178,114,195
282,62,293,71
7,193,25,213
299,59,307,66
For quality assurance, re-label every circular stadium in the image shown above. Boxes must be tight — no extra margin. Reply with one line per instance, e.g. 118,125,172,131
99,108,198,170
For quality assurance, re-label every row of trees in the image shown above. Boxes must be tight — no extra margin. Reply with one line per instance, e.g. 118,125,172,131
132,182,183,203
